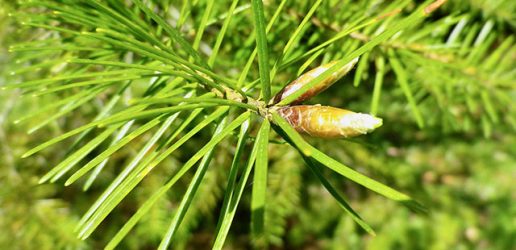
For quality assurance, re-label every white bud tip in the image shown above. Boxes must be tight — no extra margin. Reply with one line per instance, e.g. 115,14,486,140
346,113,383,134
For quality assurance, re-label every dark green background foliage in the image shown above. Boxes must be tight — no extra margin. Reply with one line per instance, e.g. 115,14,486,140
1,0,515,249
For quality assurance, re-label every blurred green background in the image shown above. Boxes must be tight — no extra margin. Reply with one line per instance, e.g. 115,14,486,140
1,0,515,249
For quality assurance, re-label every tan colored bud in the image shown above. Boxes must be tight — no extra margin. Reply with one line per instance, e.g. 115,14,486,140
272,58,359,105
277,105,382,138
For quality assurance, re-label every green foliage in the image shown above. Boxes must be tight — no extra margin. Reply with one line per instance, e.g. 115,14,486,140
1,0,514,249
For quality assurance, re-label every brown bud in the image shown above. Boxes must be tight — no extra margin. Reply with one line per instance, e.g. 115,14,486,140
272,58,359,105
277,105,382,138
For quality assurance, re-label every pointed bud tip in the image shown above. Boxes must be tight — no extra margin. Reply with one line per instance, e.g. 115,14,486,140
364,115,383,131
341,57,360,71
347,113,383,133
350,56,359,65
372,116,383,129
